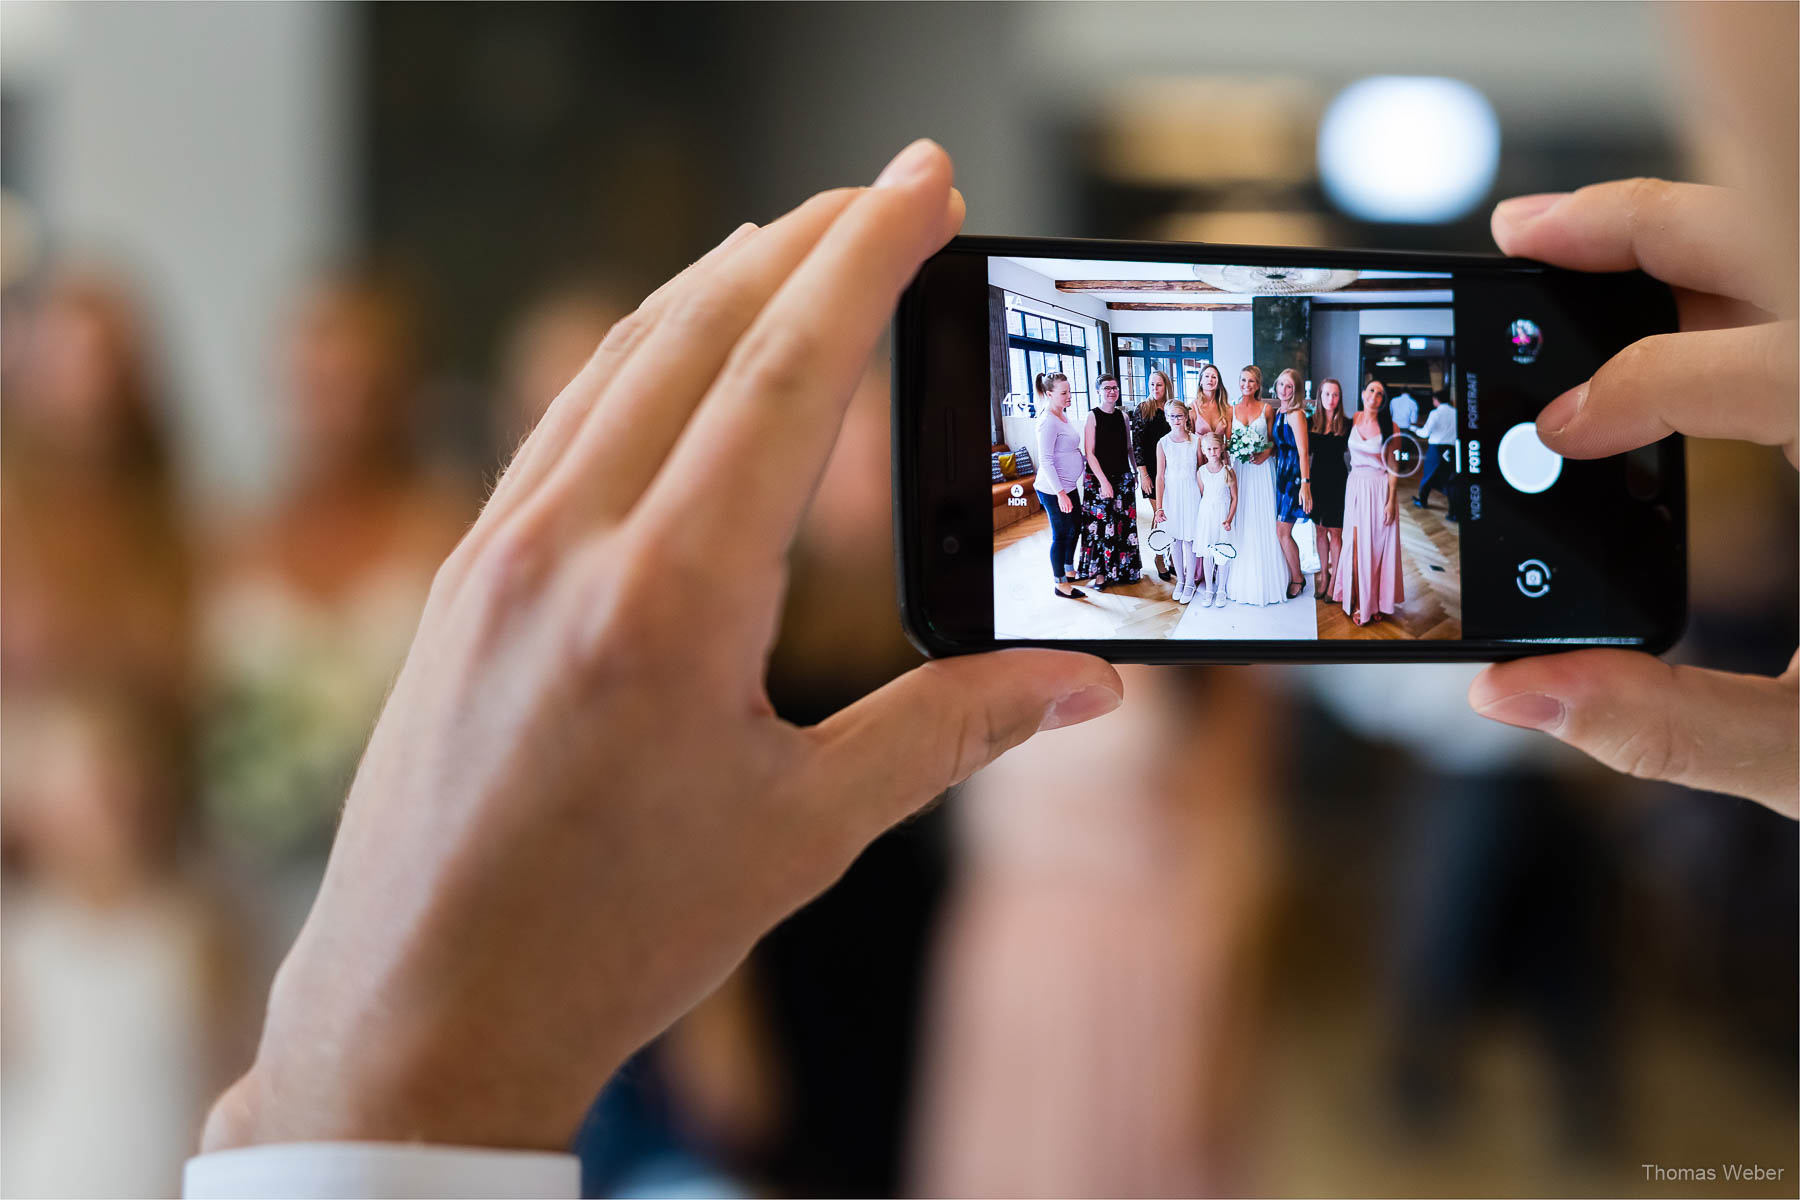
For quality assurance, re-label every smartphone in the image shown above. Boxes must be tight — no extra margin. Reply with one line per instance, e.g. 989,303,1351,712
893,235,1685,663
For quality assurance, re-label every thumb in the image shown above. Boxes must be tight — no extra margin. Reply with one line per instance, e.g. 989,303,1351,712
805,649,1123,834
1469,649,1798,817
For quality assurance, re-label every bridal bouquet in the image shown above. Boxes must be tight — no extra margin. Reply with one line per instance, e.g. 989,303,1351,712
1227,424,1270,464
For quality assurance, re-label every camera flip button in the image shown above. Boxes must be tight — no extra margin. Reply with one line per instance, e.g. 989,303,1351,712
1515,558,1553,599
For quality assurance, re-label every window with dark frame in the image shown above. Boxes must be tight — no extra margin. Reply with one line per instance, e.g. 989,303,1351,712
1004,307,1094,427
1112,334,1213,405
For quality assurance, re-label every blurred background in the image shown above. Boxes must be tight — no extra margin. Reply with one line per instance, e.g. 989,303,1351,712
1,3,1793,1197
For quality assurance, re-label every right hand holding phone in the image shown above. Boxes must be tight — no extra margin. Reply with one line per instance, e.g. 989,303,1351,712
1468,179,1798,817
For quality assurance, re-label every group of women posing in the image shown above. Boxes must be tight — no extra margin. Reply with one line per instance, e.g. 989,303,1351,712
1033,363,1403,626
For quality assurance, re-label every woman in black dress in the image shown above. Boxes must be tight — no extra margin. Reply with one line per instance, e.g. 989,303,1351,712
1129,369,1175,582
1308,377,1352,599
1077,373,1141,588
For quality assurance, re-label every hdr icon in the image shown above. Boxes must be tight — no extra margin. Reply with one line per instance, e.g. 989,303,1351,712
1007,483,1027,507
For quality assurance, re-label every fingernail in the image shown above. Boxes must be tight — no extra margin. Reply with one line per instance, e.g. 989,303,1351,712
1473,691,1567,733
1537,382,1586,438
1038,684,1123,732
873,139,938,189
1494,192,1567,227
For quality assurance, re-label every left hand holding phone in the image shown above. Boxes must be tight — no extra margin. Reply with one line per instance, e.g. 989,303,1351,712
199,140,1123,1156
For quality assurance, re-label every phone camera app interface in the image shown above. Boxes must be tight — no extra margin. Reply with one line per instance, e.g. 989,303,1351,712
988,254,1461,643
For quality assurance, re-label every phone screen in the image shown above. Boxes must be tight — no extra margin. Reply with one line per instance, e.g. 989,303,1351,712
896,239,1685,660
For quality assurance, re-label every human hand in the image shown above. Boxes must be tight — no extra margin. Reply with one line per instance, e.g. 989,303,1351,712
200,140,1124,1155
1138,467,1153,493
1384,494,1397,526
1099,478,1115,501
1300,481,1313,513
1469,179,1797,816
1058,492,1073,513
1222,519,1232,532
1154,508,1165,525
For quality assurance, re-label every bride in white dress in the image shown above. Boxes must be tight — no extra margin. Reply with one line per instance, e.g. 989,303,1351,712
1225,366,1291,605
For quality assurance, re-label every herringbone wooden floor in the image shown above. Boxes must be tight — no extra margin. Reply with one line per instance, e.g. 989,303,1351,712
993,473,1461,641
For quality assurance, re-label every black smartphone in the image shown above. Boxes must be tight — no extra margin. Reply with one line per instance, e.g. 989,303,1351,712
893,235,1685,663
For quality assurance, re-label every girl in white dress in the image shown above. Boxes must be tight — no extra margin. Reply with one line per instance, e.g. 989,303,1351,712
1225,366,1290,605
1152,402,1203,603
1193,431,1238,608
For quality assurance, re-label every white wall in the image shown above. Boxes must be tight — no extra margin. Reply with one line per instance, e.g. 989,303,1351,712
1105,308,1217,335
35,2,354,504
1210,311,1254,382
1360,307,1454,336
987,258,1109,325
1000,413,1038,455
1313,308,1362,398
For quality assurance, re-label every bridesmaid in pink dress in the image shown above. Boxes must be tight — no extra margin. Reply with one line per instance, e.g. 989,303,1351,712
1333,381,1404,625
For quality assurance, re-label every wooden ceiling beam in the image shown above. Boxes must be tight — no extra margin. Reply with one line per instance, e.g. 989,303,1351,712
1057,277,1452,294
1059,279,1227,293
1104,302,1251,311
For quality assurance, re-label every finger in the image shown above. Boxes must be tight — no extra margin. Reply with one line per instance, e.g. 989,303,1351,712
804,649,1124,838
1469,649,1799,816
638,138,964,568
1675,287,1776,333
538,187,864,526
1532,320,1798,463
1491,179,1788,314
485,221,759,521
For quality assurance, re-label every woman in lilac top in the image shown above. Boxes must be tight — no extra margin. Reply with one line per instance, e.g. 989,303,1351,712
1034,372,1087,599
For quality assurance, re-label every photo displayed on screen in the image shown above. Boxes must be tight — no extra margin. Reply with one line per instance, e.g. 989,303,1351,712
990,254,1462,641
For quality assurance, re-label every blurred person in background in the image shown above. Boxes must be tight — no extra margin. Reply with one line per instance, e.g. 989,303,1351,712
0,265,246,1200
493,282,632,454
199,266,472,954
1306,666,1626,1157
1,685,252,1199
1385,387,1418,441
911,668,1278,1196
0,267,193,709
1409,391,1457,518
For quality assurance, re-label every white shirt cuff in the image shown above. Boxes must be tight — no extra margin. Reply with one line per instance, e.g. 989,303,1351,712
184,1142,581,1199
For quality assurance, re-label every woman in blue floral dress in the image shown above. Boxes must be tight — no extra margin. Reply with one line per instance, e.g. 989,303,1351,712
1270,367,1314,599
